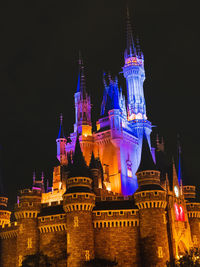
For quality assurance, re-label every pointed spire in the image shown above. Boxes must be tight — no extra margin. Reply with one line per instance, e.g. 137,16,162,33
177,134,182,184
103,71,107,87
89,152,98,169
57,113,66,139
172,157,179,189
137,132,157,172
41,171,44,182
125,6,136,58
33,171,36,184
76,51,86,97
68,134,91,178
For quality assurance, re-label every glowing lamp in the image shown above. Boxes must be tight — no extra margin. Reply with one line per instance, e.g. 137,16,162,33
174,186,179,197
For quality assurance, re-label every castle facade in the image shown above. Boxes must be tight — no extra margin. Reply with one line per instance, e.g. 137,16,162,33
0,10,200,267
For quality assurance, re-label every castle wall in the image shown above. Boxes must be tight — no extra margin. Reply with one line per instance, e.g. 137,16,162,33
39,231,67,266
186,203,200,247
0,235,17,267
93,210,140,267
38,213,67,266
66,210,94,267
16,218,40,263
96,135,121,193
135,189,170,267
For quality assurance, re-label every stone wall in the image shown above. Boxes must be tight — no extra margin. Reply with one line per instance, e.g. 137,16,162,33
93,209,140,267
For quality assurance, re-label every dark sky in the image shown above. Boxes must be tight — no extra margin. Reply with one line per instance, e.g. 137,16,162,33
0,0,199,208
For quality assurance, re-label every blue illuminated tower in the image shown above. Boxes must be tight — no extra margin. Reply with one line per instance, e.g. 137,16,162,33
123,8,152,152
123,8,146,121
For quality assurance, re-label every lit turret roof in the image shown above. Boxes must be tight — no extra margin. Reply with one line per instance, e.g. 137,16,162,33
137,132,157,173
67,135,91,178
57,113,66,139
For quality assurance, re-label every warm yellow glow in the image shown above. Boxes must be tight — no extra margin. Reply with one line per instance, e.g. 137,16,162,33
41,189,65,204
82,125,92,136
127,169,132,178
104,181,111,191
96,122,100,131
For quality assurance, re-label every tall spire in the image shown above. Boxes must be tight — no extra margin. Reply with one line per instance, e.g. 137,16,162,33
172,158,178,185
125,6,136,58
177,135,182,184
76,51,86,97
57,113,66,139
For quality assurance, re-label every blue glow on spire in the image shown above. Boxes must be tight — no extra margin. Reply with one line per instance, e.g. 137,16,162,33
178,146,182,184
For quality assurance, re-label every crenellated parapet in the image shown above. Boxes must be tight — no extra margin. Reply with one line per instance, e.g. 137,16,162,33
93,207,139,228
185,200,200,247
0,221,18,239
134,189,167,209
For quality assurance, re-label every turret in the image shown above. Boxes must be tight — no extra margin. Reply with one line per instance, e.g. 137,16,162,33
89,152,103,193
74,53,92,137
122,8,152,166
134,133,169,266
184,185,200,247
14,187,42,265
123,8,146,122
56,114,67,165
63,135,95,267
32,171,45,193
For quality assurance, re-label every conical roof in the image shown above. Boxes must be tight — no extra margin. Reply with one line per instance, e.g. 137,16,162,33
137,132,157,172
89,152,98,169
76,52,87,99
57,114,66,139
67,135,91,178
125,7,136,58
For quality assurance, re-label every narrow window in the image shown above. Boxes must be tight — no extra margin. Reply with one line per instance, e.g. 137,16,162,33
158,247,163,258
27,237,32,249
74,216,79,227
85,250,90,261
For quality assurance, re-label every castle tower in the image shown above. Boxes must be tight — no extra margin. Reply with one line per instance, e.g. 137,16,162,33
0,148,11,226
134,133,169,266
0,195,10,226
14,188,41,266
122,9,152,156
184,185,200,247
56,114,67,165
63,135,95,267
89,152,103,194
123,8,146,122
74,53,92,137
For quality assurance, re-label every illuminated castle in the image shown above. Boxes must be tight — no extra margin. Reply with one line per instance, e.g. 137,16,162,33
1,9,200,267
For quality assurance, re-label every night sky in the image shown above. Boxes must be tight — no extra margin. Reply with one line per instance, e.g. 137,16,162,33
0,1,199,208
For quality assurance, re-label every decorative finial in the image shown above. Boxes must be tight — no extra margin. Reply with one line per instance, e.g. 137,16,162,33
41,172,44,182
60,113,63,124
126,6,135,57
103,71,107,87
33,171,36,184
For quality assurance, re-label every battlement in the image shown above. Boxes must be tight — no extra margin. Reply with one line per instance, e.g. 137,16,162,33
93,219,139,228
67,177,92,189
134,190,166,209
93,208,138,218
186,202,200,218
0,221,18,239
18,188,42,196
183,185,196,199
0,221,17,229
41,200,63,208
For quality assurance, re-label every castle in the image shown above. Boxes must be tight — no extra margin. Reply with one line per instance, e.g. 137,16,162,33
0,9,200,267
